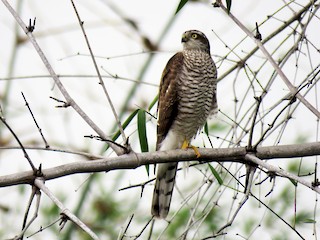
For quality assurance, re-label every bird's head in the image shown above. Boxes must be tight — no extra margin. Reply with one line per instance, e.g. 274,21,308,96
181,30,210,53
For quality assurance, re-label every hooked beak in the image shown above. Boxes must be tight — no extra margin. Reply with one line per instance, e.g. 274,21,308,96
181,33,188,43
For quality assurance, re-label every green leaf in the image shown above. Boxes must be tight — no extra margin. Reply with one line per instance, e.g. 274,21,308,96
137,109,149,175
303,218,317,223
288,178,297,186
148,94,158,111
137,109,149,153
112,109,139,142
104,109,139,152
204,122,209,135
226,0,232,13
175,0,189,15
208,163,223,185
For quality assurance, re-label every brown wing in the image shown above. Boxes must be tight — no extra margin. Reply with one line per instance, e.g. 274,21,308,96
156,52,184,150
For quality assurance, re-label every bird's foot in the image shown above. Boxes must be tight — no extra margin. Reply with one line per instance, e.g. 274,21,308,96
181,140,201,158
191,145,201,158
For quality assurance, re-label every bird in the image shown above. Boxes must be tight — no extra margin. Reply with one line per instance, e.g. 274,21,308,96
151,30,217,219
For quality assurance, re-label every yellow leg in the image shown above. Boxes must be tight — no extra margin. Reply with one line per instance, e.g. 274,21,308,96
181,139,201,158
181,139,189,150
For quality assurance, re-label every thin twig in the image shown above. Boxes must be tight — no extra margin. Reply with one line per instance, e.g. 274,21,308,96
34,177,100,240
216,194,249,234
27,217,62,238
216,2,320,119
0,110,36,172
247,96,262,150
12,186,41,240
21,92,49,148
119,214,134,240
245,154,318,193
1,0,125,156
69,0,128,147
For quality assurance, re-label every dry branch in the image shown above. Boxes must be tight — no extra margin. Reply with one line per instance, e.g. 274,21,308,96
1,0,126,156
1,142,320,192
216,1,320,119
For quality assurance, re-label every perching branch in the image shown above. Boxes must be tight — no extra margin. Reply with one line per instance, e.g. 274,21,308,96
1,142,320,194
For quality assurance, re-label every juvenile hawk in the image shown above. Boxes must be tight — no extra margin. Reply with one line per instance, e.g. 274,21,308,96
151,30,217,218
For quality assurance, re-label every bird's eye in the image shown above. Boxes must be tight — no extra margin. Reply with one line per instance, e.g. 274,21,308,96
191,33,198,39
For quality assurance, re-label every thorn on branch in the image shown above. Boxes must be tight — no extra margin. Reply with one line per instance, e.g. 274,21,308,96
35,164,44,177
49,96,70,108
26,18,36,33
119,178,154,198
212,0,222,8
84,135,132,154
59,213,69,231
312,162,320,187
254,22,262,40
255,171,276,197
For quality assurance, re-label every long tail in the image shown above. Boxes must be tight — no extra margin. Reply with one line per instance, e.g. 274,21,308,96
151,162,178,219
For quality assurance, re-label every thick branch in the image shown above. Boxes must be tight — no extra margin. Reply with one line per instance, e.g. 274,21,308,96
1,142,320,188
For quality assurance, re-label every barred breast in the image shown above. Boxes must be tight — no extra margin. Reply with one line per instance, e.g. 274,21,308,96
172,49,217,141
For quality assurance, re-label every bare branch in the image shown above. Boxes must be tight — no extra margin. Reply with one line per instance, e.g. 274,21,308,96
216,2,320,119
245,154,319,193
1,0,125,156
69,0,128,147
1,142,320,193
11,186,41,240
34,178,100,240
0,109,36,172
21,92,49,148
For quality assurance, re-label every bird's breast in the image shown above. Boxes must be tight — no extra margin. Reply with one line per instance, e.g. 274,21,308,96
171,51,217,140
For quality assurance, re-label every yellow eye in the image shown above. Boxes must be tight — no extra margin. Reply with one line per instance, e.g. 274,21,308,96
191,33,198,39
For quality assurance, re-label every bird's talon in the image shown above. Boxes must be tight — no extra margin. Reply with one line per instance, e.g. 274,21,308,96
192,146,201,158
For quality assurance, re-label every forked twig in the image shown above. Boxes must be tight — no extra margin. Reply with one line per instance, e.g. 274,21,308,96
11,186,41,240
34,177,100,240
69,0,128,147
216,194,249,234
1,0,126,156
216,1,320,119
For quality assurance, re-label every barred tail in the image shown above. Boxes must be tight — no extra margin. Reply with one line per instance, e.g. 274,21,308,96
151,162,178,219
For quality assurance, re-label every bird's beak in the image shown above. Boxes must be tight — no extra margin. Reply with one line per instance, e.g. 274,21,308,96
181,33,188,43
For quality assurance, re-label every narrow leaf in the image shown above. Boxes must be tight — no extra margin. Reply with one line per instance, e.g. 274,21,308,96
112,109,139,142
104,109,139,152
137,109,149,175
148,94,158,111
303,218,317,223
204,122,209,136
289,178,298,186
137,109,149,153
175,0,189,15
208,163,223,185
